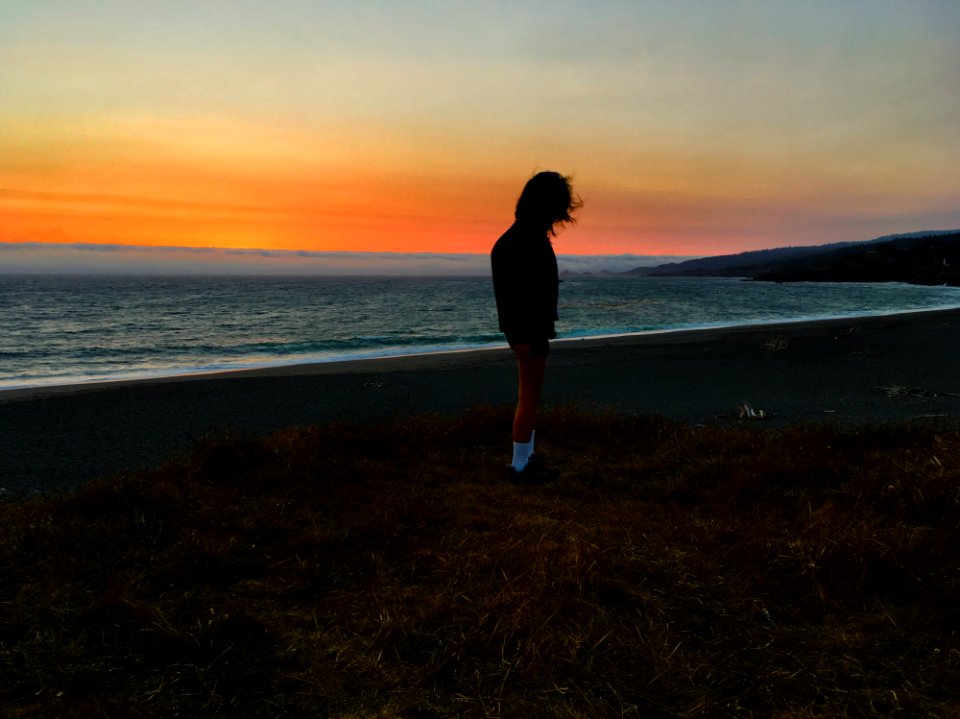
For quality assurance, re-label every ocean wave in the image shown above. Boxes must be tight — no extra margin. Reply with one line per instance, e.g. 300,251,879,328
3,275,960,390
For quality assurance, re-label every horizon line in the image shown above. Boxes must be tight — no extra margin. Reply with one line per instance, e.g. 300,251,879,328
0,241,700,276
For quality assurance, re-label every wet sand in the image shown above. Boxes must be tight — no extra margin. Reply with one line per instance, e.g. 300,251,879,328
3,308,960,498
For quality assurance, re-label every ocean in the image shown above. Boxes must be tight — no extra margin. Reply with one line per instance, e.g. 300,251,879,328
3,274,960,391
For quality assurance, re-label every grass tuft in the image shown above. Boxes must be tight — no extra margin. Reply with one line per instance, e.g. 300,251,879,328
2,406,960,717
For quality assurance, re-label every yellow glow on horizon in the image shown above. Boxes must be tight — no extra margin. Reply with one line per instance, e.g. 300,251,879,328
3,0,959,266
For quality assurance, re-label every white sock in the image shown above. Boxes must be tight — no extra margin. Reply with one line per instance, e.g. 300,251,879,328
511,439,533,471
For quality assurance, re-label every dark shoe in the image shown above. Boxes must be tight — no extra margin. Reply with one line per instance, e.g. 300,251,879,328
506,453,559,485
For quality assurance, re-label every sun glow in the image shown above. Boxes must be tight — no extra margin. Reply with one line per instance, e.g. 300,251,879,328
2,2,959,269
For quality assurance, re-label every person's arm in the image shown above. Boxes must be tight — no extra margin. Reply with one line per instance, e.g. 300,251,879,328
492,239,524,338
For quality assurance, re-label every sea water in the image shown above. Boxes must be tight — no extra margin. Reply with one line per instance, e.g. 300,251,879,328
2,274,960,390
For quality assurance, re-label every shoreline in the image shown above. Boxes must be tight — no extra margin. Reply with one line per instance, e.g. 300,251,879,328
3,307,960,498
4,304,959,404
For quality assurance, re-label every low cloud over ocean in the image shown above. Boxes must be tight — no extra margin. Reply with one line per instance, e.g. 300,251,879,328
0,243,696,276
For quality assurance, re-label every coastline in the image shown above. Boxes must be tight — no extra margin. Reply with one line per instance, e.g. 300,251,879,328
4,303,960,402
3,307,960,498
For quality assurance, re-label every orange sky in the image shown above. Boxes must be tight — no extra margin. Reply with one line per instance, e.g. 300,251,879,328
2,2,959,269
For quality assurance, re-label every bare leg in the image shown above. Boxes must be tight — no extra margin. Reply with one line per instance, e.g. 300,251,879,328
512,345,546,443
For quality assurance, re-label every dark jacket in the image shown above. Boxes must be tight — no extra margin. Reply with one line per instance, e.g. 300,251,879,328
490,221,559,344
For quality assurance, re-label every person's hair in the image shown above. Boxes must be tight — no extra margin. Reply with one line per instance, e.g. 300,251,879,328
514,171,582,235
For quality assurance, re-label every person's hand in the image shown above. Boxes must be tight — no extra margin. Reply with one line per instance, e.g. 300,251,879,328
512,343,532,359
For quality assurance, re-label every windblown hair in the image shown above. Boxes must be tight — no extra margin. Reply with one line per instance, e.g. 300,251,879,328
514,171,582,235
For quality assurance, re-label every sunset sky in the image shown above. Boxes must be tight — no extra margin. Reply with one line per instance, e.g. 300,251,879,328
2,1,959,273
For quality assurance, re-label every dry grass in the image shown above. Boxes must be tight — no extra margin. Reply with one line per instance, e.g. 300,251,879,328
2,406,959,718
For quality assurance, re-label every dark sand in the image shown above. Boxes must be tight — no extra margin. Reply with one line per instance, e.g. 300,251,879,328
3,308,960,498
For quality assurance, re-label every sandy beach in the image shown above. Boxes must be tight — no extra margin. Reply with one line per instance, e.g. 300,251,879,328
3,308,960,498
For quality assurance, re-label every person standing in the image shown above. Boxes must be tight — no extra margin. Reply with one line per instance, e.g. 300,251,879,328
490,171,581,483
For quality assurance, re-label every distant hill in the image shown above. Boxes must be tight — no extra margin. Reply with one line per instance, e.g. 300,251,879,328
631,240,871,277
637,230,960,286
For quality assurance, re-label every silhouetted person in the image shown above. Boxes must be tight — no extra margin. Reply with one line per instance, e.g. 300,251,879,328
491,171,581,483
